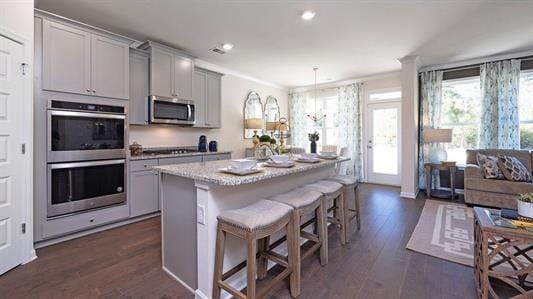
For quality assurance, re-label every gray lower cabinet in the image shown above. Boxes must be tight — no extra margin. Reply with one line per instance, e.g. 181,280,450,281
129,49,150,125
41,18,130,99
130,170,159,217
193,68,222,128
203,153,231,162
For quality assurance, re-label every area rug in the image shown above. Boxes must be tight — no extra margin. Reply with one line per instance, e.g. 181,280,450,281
406,200,474,266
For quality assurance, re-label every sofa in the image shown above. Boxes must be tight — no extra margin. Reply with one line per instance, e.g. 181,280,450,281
465,149,533,209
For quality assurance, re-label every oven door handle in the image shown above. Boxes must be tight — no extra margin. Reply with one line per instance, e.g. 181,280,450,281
50,110,125,120
187,104,192,120
49,159,125,170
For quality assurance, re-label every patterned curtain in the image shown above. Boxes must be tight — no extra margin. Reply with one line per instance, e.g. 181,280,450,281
419,70,443,189
288,91,307,148
338,83,363,180
478,59,521,149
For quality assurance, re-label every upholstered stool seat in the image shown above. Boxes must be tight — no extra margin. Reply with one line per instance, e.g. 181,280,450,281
303,180,343,198
302,180,346,245
267,187,327,293
218,199,293,231
269,187,322,209
213,199,299,299
326,175,361,243
327,175,357,186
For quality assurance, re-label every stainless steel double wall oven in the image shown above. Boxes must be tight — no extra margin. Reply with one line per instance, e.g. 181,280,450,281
47,100,126,217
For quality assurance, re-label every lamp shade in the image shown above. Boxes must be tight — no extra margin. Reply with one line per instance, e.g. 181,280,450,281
423,128,452,143
245,118,263,130
266,121,277,131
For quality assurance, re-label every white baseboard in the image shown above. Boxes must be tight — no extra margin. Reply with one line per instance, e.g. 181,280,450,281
162,266,196,295
400,190,418,199
34,213,160,248
194,290,209,299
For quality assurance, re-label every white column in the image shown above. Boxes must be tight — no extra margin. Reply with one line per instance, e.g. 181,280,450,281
399,56,420,199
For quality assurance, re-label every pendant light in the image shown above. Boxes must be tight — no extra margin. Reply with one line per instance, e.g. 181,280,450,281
306,67,326,122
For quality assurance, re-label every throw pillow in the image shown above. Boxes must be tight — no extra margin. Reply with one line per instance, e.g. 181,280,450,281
497,154,532,182
476,153,504,179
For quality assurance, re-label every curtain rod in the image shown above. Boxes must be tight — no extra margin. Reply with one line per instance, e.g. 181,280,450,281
419,54,533,74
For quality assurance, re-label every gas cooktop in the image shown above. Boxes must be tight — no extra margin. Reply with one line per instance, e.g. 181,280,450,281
142,148,199,156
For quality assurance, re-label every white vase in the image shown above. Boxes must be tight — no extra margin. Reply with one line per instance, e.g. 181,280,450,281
517,200,533,218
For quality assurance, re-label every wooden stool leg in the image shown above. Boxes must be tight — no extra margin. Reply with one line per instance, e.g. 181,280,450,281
257,236,270,280
212,224,226,299
343,188,351,244
355,186,361,231
246,234,257,299
287,211,301,298
317,199,328,266
337,193,346,245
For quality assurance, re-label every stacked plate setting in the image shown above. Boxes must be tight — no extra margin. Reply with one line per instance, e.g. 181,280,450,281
265,155,295,168
220,159,263,175
295,153,321,163
318,150,338,160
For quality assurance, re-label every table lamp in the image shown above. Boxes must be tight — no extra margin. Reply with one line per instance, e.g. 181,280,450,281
423,128,453,163
245,118,263,147
275,117,290,151
266,121,277,137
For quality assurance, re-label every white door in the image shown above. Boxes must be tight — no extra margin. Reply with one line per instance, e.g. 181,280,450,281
0,35,25,274
366,102,401,186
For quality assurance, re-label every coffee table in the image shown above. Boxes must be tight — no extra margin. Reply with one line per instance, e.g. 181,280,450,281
474,207,533,298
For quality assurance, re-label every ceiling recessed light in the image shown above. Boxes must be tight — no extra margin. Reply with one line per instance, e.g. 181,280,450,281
301,10,316,20
221,43,234,50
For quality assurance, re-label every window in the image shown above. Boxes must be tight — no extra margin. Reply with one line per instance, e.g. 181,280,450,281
305,95,339,149
519,71,533,149
440,77,481,165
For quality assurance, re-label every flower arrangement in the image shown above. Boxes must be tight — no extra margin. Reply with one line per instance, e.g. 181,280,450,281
308,131,320,142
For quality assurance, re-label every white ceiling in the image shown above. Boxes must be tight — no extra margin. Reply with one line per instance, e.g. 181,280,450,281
35,0,533,88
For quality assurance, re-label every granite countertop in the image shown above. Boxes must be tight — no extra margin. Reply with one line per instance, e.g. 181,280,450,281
154,157,350,186
130,151,232,161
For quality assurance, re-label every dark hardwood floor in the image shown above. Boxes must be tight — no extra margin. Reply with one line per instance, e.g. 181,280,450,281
0,184,479,299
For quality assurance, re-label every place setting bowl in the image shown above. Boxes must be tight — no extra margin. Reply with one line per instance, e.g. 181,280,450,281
318,150,338,160
294,153,321,163
219,159,264,175
265,155,295,168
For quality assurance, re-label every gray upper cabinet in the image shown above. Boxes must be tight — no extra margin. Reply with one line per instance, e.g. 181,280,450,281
42,19,91,95
151,48,174,98
91,34,130,99
129,49,150,125
42,19,130,99
194,68,222,128
193,71,206,127
206,73,222,127
140,41,194,101
173,55,193,100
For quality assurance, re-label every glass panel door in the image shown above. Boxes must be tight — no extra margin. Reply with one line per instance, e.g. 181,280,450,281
367,102,401,186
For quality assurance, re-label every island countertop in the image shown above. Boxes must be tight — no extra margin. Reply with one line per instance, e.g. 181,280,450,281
154,157,350,186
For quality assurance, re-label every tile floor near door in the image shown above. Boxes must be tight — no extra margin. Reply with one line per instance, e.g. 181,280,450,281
0,184,479,298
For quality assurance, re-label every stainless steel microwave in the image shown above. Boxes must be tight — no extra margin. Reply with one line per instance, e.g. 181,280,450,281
149,95,195,125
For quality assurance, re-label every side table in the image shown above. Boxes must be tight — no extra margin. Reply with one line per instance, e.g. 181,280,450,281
474,207,533,298
424,162,457,199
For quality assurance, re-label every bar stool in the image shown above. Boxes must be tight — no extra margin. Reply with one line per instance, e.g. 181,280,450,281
213,199,299,299
302,180,346,245
326,175,360,243
266,187,327,292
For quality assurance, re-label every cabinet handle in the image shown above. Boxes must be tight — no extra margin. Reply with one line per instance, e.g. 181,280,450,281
92,89,96,93
86,88,91,92
143,164,148,167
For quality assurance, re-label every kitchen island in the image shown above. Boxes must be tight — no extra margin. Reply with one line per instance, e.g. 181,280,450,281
155,157,349,299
